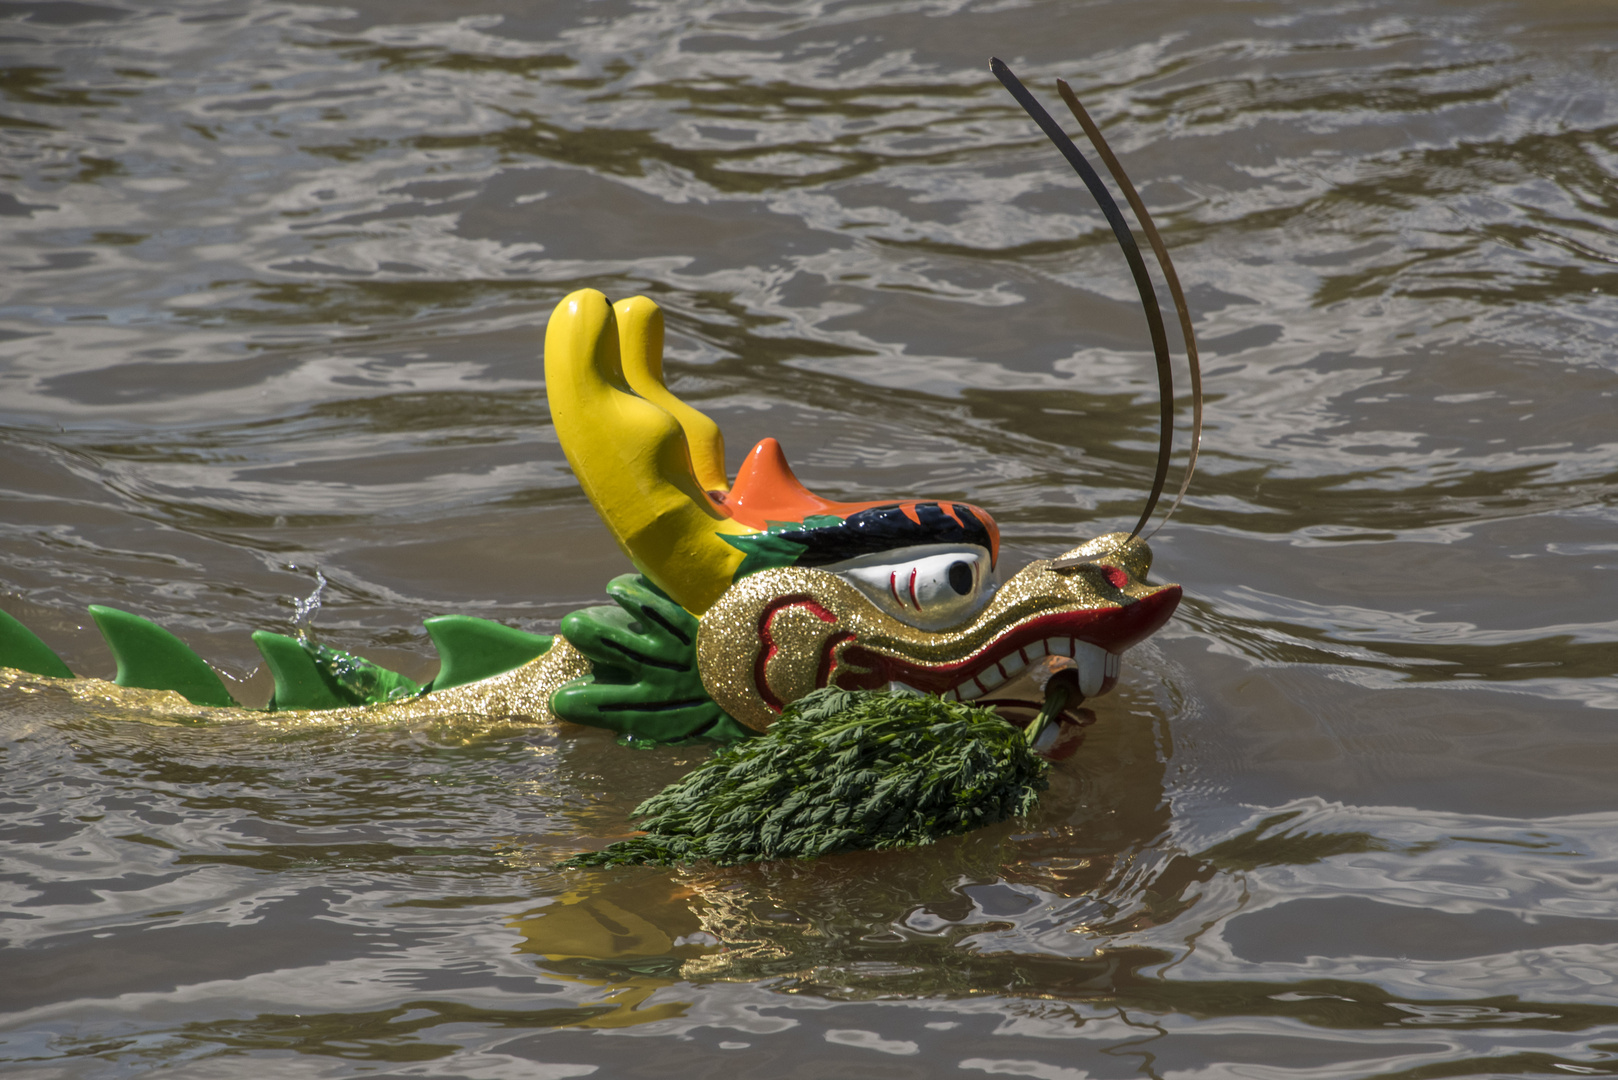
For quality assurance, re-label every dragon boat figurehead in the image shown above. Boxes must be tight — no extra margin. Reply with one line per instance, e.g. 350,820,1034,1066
0,66,1194,758
545,288,1181,753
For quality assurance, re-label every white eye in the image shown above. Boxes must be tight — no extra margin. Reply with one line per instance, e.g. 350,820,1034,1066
828,544,997,630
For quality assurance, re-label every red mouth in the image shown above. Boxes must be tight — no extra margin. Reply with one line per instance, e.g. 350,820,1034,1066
820,584,1179,760
830,584,1181,701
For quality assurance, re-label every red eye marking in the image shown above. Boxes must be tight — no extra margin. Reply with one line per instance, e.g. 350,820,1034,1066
756,596,845,711
908,566,921,610
889,570,902,605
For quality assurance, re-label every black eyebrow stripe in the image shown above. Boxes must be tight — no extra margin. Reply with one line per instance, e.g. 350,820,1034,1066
778,503,995,567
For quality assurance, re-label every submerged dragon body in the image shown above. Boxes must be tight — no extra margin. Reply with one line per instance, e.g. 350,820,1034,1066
0,64,1198,756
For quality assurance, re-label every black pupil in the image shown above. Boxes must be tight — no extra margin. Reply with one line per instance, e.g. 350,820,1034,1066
947,560,973,595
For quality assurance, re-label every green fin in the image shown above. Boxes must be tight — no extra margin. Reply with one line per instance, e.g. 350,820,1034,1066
252,631,347,711
424,615,553,692
303,641,421,705
0,607,74,679
553,574,752,744
87,605,236,707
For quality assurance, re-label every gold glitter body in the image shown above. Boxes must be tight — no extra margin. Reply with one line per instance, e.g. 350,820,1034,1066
0,636,590,730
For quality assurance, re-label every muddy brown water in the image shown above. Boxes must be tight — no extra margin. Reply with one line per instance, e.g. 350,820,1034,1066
3,1,1617,1076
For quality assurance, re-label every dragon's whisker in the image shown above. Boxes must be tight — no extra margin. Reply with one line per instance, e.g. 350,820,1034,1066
990,57,1179,542
1055,79,1202,539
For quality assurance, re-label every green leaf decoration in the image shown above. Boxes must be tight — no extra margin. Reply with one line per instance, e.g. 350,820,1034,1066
87,605,236,707
551,574,751,744
0,607,74,679
719,514,843,579
301,640,421,706
720,530,806,578
557,688,1050,869
791,515,846,530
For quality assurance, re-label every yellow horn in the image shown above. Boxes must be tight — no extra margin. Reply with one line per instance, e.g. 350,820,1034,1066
544,289,751,614
613,296,729,495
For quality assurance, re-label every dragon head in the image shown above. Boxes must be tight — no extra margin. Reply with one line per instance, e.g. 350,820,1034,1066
544,289,1180,752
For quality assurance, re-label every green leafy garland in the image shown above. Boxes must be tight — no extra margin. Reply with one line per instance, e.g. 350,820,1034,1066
559,687,1052,868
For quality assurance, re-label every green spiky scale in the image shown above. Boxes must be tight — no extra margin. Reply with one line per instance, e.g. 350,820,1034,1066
87,605,236,707
252,631,347,710
302,641,420,705
424,615,553,692
0,607,74,679
553,574,752,743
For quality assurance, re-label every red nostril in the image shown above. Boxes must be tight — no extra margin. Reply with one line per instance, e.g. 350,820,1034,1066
1103,566,1129,590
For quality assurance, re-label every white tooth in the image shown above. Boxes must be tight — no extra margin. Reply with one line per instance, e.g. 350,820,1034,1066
1025,640,1047,660
977,665,1006,691
943,687,960,702
1105,652,1120,678
1058,638,1076,658
1076,642,1104,698
1001,653,1025,676
957,681,984,701
887,680,925,697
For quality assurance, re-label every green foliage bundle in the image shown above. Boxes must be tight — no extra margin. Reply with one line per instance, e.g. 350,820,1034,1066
559,687,1049,868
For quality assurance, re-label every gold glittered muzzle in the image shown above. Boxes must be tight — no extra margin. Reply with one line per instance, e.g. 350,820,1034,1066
697,532,1179,731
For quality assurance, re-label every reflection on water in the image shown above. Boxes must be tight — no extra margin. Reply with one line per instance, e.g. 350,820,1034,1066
3,0,1618,1075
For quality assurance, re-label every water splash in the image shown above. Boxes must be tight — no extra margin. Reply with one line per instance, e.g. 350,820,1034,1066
291,568,327,639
